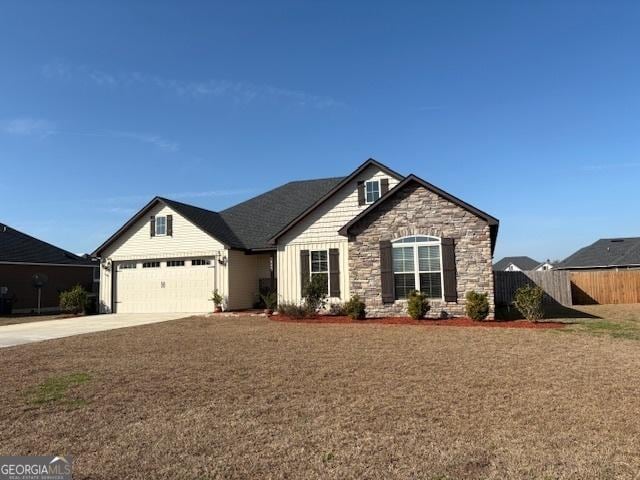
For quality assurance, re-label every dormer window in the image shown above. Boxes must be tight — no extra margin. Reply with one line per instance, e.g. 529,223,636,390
365,180,380,204
155,216,167,236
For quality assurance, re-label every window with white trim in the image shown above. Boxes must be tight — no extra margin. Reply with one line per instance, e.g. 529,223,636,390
167,260,185,267
310,250,329,295
155,216,167,236
365,180,380,204
191,259,211,266
142,261,160,268
392,236,442,300
118,262,137,270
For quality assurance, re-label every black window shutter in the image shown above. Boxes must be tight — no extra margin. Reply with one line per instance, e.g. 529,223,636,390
357,181,365,206
167,215,173,236
300,250,310,296
441,238,457,302
150,216,156,237
380,178,389,195
329,248,340,297
380,240,394,303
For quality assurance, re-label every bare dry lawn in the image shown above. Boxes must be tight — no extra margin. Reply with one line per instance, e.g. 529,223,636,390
1,310,639,479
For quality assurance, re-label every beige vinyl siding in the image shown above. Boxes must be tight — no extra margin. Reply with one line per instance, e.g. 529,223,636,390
277,241,349,303
227,251,265,310
98,203,229,313
280,166,399,245
276,165,399,304
104,204,224,260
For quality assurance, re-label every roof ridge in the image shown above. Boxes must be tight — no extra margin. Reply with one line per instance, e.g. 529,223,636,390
157,197,220,214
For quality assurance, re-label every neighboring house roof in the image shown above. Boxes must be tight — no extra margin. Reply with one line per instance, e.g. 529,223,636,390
267,158,404,245
493,256,541,271
0,223,94,266
557,237,640,269
337,174,500,253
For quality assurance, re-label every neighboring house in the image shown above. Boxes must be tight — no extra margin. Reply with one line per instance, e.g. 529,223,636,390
493,256,549,272
93,159,499,317
0,224,97,313
556,237,640,270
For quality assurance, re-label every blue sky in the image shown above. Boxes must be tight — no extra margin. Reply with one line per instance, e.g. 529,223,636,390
1,1,639,261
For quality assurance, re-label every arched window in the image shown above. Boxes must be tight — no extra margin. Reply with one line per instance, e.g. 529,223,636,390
392,236,443,299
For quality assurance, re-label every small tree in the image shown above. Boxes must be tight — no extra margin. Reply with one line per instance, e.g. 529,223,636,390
344,295,366,320
465,291,489,321
303,275,327,313
407,290,430,319
59,285,89,314
210,289,223,311
513,284,544,322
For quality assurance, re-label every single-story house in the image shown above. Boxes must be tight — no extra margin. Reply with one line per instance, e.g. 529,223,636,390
493,256,554,272
93,159,499,317
0,223,97,313
556,237,640,270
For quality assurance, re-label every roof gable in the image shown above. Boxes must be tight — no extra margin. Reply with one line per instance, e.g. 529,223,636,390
338,174,499,252
92,197,241,256
0,224,93,265
267,158,404,244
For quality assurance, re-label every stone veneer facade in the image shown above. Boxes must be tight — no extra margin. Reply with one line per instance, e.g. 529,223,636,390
347,183,494,318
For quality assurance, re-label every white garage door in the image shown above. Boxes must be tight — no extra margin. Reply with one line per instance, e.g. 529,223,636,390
114,259,215,313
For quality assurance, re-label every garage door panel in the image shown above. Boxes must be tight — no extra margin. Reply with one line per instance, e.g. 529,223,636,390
115,261,214,313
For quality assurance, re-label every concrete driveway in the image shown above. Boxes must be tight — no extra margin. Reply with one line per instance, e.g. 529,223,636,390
0,313,195,348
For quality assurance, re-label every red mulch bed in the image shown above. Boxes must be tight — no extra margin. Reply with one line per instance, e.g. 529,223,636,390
271,315,566,329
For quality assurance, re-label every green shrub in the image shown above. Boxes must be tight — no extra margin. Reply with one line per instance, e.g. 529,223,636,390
210,289,223,308
303,275,328,313
328,302,346,316
513,284,544,322
277,302,312,319
260,290,278,310
344,295,366,320
465,291,489,321
407,290,430,319
59,285,89,314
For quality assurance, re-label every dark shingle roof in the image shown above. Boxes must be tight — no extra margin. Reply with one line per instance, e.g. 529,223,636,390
0,224,94,265
220,177,344,250
493,256,541,271
557,237,640,269
158,198,245,249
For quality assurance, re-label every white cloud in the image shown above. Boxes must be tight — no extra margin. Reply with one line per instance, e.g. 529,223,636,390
3,118,55,137
42,61,344,109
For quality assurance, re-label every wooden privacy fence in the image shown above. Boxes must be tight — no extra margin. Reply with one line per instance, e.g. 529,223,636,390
570,270,640,305
494,270,573,307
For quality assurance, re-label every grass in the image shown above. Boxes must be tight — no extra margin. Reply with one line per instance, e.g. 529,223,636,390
564,304,640,341
27,372,91,407
498,303,640,341
1,311,640,479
